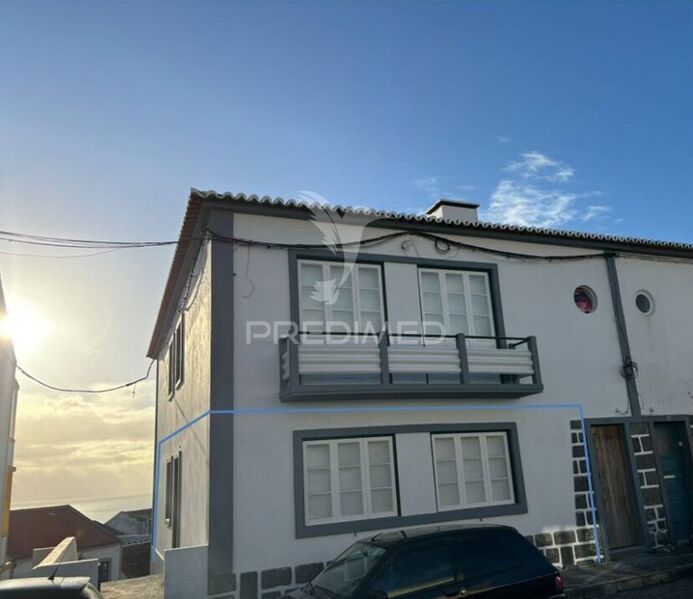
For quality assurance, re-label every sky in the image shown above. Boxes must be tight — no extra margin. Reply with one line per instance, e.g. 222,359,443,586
0,0,692,518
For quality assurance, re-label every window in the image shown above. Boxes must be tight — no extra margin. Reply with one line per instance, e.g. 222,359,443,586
371,544,455,597
303,437,397,525
312,542,387,598
574,286,597,314
164,452,182,547
635,290,654,315
167,317,184,397
432,432,515,511
298,260,384,333
418,269,495,337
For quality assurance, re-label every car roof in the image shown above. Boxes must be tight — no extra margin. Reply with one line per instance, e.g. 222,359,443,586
367,524,514,546
0,576,89,592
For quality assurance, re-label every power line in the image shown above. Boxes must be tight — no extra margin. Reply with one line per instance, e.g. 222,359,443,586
16,360,155,394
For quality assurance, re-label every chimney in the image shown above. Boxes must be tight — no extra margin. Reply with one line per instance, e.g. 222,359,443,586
425,199,479,223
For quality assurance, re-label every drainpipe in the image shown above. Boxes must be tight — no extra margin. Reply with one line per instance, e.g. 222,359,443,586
604,254,641,418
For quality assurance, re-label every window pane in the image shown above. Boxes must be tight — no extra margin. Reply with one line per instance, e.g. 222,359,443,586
368,440,390,464
473,316,492,336
471,294,490,316
438,483,461,507
301,263,323,286
358,267,379,290
359,289,380,313
306,444,330,468
421,272,441,293
488,457,508,479
369,464,392,488
445,273,465,294
465,480,486,503
469,274,488,295
436,460,458,485
452,532,522,580
447,293,467,315
460,437,481,458
339,466,362,491
371,488,394,513
491,479,511,501
372,545,454,595
423,292,443,315
486,435,505,457
307,468,331,494
308,494,332,520
435,438,455,460
340,491,364,516
448,315,468,334
338,443,361,467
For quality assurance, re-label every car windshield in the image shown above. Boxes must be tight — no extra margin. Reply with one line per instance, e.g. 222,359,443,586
311,541,387,598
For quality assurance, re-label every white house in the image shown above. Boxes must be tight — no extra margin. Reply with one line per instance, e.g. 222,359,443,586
148,191,693,598
0,277,19,580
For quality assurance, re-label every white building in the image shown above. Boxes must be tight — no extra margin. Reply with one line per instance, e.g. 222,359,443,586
149,191,693,598
0,277,19,580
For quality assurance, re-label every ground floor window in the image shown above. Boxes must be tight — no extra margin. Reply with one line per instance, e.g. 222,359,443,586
303,436,398,525
432,432,515,511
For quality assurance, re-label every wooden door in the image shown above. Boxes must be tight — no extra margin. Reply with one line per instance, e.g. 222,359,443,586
592,425,641,549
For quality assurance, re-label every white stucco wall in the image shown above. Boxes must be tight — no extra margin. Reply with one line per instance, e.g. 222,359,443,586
153,240,212,565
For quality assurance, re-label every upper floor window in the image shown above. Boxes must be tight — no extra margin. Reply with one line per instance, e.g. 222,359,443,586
303,436,398,525
418,269,494,337
167,317,184,397
431,432,515,511
298,260,384,334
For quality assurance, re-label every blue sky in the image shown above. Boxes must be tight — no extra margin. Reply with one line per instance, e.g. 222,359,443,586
1,0,692,507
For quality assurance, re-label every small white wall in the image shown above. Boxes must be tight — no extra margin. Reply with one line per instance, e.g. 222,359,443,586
81,544,121,581
164,544,208,599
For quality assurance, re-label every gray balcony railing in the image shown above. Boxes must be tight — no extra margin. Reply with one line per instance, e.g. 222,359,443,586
279,332,543,401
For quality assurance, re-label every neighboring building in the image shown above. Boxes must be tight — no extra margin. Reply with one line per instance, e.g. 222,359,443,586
0,277,19,580
105,508,151,579
7,505,122,583
149,190,693,598
105,508,151,542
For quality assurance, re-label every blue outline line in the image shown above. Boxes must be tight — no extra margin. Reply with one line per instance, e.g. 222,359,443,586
151,404,602,564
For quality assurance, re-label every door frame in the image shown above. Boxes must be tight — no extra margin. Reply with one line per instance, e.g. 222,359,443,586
584,419,649,559
649,416,693,545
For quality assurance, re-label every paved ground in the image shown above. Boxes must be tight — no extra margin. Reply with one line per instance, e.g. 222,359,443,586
101,574,163,599
617,574,693,598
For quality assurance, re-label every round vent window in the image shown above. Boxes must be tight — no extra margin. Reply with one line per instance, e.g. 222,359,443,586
574,286,597,314
635,291,654,315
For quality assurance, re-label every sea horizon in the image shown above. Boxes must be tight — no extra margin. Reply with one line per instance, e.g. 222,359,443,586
11,493,152,523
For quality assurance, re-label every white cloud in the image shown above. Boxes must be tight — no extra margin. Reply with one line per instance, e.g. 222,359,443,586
497,135,510,144
413,176,475,201
484,180,579,228
582,205,611,222
505,151,575,183
481,151,612,229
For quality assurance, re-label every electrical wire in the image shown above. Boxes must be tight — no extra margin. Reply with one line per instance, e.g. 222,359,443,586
16,361,155,394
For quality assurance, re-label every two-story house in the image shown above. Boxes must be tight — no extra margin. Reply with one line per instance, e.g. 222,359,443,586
149,191,693,599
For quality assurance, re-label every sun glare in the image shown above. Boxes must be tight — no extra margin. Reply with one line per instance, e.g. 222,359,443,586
0,299,49,356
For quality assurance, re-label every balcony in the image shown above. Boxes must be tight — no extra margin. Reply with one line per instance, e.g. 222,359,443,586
279,333,543,402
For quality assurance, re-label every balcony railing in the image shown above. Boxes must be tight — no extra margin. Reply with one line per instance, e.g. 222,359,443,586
279,332,543,401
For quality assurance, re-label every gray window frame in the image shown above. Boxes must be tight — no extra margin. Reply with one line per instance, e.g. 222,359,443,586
293,423,527,538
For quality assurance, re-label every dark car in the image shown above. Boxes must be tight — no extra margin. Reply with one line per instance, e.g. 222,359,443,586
0,576,103,598
282,524,564,599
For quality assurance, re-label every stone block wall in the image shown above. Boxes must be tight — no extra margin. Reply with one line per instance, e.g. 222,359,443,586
630,422,670,548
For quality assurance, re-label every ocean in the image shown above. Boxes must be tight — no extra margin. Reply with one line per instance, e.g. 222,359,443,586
12,493,152,523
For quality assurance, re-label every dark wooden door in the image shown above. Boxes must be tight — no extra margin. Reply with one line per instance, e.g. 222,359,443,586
654,423,692,543
592,425,641,549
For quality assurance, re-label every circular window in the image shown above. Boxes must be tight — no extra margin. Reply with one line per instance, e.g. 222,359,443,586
635,291,654,315
574,286,597,314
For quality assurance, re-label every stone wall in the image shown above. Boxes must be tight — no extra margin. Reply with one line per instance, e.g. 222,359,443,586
630,422,670,548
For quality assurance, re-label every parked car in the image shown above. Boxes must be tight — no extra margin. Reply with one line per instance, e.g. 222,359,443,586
282,524,565,598
0,576,103,598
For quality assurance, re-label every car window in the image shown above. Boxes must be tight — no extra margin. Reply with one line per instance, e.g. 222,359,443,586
312,541,387,598
371,543,455,598
452,532,523,581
